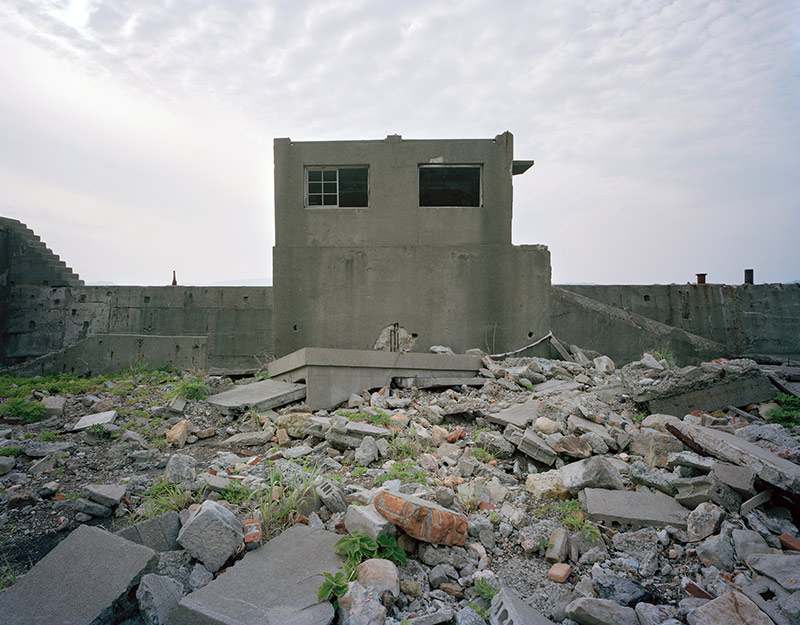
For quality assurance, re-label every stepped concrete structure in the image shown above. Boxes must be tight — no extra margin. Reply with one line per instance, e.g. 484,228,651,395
2,132,799,376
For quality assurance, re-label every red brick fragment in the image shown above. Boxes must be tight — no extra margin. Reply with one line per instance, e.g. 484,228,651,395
684,581,713,599
779,533,800,552
373,490,468,546
547,563,571,583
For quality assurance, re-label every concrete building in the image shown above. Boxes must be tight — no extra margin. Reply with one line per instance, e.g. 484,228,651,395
272,131,551,357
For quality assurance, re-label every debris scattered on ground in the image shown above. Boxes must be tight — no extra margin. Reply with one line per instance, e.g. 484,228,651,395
0,351,798,624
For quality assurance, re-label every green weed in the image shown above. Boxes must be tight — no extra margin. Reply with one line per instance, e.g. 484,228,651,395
472,446,494,463
170,378,210,401
0,399,47,423
0,447,22,457
386,433,416,460
220,483,253,505
650,348,676,369
138,480,194,519
335,408,391,427
374,460,427,486
250,468,319,540
767,393,800,428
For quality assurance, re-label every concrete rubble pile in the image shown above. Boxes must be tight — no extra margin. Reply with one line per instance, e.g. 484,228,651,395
1,349,799,625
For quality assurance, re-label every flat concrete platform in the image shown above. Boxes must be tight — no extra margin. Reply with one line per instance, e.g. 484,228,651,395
170,523,344,625
207,379,306,415
580,488,690,530
268,348,482,410
0,524,157,625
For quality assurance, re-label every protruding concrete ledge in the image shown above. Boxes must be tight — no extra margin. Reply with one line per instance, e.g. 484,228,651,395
268,348,482,410
207,379,306,415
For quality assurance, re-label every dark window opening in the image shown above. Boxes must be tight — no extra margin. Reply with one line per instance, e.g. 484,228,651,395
419,166,481,207
306,167,368,208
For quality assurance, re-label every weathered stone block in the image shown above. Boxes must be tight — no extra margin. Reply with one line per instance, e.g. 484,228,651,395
177,499,244,572
345,503,396,538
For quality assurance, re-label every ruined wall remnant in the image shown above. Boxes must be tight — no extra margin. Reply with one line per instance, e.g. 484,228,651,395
0,218,274,374
272,132,552,357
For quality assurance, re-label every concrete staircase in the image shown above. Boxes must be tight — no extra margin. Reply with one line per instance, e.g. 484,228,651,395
0,217,84,286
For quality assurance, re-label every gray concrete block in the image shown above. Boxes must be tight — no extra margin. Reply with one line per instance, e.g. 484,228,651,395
0,524,157,625
490,586,556,625
117,511,182,552
711,461,756,495
580,488,689,530
177,500,244,573
345,503,396,538
82,483,126,508
746,553,800,592
136,573,184,625
72,409,117,431
171,524,344,625
684,424,800,494
517,428,557,465
486,399,538,429
207,379,306,415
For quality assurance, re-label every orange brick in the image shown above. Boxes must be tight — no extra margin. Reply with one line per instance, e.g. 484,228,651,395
373,490,468,546
547,563,571,583
779,533,800,552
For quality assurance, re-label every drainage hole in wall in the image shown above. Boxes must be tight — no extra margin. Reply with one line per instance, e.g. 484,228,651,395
71,309,76,316
293,325,298,332
412,333,418,338
527,331,534,339
643,294,651,302
144,296,150,303
29,320,35,329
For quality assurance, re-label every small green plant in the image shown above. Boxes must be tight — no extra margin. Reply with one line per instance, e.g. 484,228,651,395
0,530,18,594
170,378,210,401
650,348,676,369
0,447,22,457
316,570,349,602
334,408,391,427
767,393,800,428
472,446,494,463
36,429,63,442
351,466,367,477
87,423,113,439
387,434,416,460
465,577,500,618
552,498,600,541
631,413,646,424
489,509,499,525
374,460,427,486
251,467,320,539
333,531,407,578
220,483,253,505
138,480,193,518
473,577,500,602
0,398,47,423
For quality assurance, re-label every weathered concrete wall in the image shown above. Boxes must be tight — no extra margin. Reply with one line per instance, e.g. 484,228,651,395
3,285,274,374
273,132,551,357
273,244,551,357
553,284,800,365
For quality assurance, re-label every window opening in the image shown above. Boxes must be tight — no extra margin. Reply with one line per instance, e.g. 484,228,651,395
306,167,368,208
419,165,481,207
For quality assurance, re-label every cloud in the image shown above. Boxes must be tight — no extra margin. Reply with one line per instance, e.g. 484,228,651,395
0,0,798,284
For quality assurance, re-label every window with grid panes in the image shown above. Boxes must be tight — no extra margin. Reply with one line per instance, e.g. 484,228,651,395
306,167,368,208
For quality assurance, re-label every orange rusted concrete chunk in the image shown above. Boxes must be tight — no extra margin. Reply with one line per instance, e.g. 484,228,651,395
166,420,193,448
373,490,468,546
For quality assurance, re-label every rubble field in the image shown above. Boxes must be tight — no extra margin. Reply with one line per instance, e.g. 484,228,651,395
0,349,799,625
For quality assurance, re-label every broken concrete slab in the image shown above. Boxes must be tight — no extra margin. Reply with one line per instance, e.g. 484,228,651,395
684,423,800,494
82,483,126,508
0,524,157,625
268,347,481,410
490,586,556,624
486,399,538,429
686,590,773,625
580,488,689,530
207,378,307,415
117,511,182,552
711,461,756,496
171,524,344,625
517,428,557,465
627,359,776,418
71,409,117,431
177,499,244,572
746,553,800,592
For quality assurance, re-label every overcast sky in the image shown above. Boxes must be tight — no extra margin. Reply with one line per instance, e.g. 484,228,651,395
1,1,798,286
